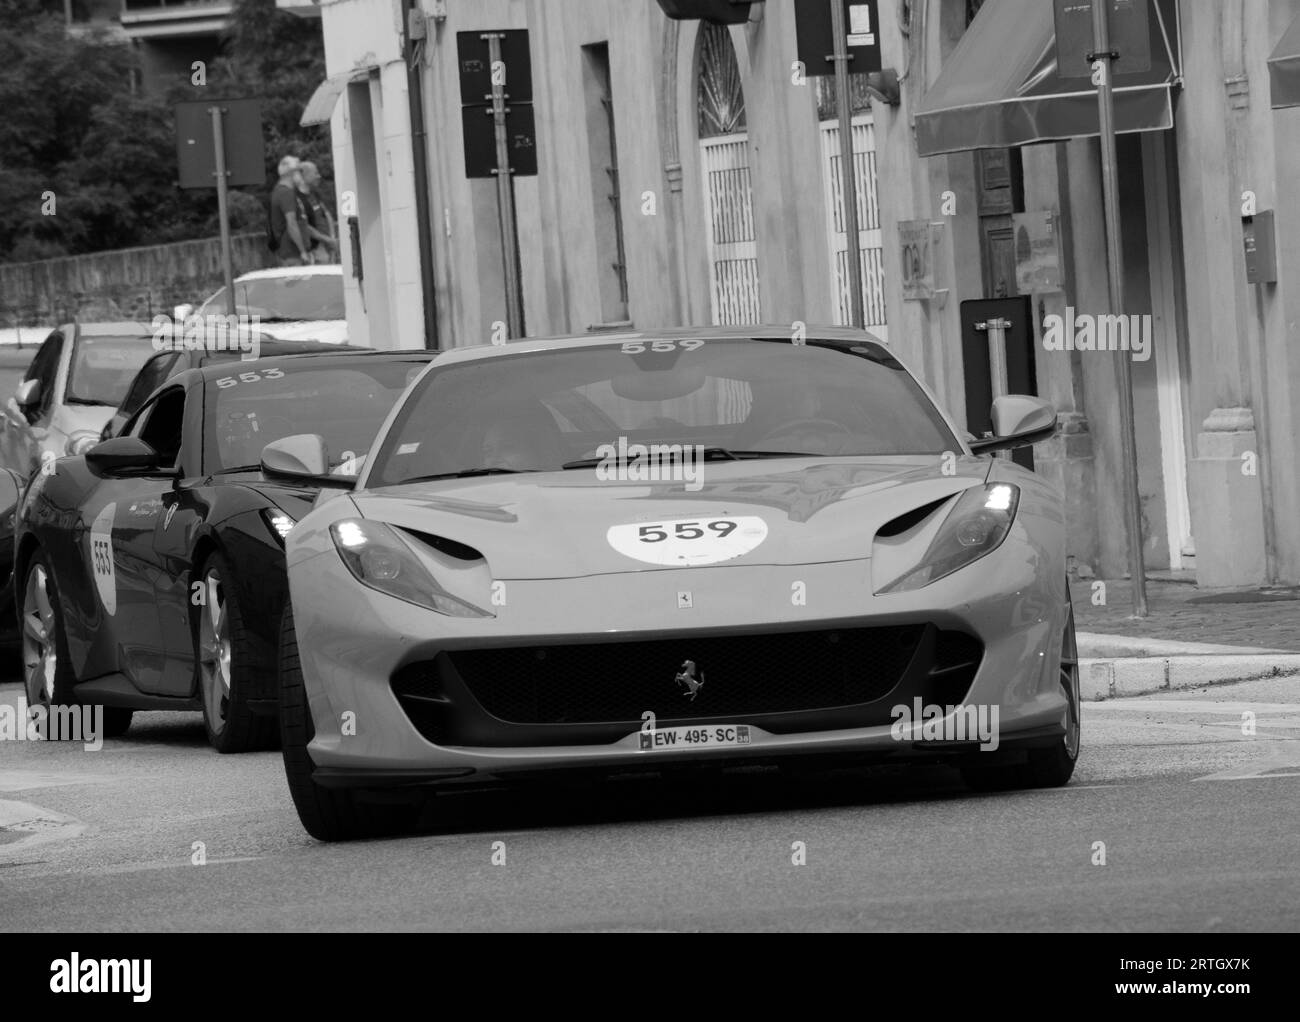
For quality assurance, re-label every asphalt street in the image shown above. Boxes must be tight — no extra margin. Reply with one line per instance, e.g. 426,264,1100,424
1,670,1297,932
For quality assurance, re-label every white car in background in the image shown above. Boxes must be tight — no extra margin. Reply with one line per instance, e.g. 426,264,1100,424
179,265,350,345
0,322,158,480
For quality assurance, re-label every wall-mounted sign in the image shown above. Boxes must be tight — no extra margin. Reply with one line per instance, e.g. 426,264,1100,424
1012,210,1064,294
899,219,935,300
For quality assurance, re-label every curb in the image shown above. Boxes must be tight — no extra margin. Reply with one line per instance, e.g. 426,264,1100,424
1079,654,1300,700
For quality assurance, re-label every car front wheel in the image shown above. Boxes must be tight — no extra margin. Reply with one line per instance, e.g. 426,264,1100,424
278,604,422,841
195,553,276,753
961,581,1080,792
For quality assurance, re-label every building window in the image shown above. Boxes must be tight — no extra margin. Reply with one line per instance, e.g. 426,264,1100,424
697,22,746,138
582,43,629,324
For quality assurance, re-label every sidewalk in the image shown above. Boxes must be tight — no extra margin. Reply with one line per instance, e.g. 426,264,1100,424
1071,576,1300,651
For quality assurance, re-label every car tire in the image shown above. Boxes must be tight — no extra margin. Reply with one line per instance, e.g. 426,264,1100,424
22,550,79,711
278,603,421,842
21,551,134,739
962,580,1080,792
195,552,277,754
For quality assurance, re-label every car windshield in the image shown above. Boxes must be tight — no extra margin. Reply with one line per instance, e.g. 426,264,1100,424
368,336,959,487
207,358,429,475
200,273,345,322
64,334,158,407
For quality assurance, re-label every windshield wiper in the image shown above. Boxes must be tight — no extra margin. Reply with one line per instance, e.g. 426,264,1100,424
400,468,528,483
561,448,818,470
64,397,111,407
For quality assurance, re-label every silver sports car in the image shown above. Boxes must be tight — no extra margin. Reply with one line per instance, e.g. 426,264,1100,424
271,327,1077,840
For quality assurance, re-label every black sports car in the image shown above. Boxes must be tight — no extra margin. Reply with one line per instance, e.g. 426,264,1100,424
14,349,434,752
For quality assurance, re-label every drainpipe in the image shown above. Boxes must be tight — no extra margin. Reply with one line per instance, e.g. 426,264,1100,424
403,0,440,350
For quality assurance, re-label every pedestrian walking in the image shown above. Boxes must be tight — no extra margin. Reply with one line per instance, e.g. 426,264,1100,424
268,155,314,266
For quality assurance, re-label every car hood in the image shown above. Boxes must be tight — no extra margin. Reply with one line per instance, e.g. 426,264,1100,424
351,455,992,580
256,320,348,345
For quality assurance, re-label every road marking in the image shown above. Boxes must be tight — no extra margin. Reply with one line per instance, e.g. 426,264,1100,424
1194,749,1300,782
0,799,85,855
0,770,116,793
85,856,265,877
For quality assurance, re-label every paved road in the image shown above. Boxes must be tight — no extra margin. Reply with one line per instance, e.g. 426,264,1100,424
1,671,1297,932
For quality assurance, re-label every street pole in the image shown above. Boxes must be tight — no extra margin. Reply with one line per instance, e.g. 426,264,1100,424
829,0,865,329
485,32,525,339
978,316,1012,460
1091,0,1148,617
210,105,237,319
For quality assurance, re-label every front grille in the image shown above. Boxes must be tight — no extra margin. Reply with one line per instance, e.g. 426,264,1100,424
442,625,935,725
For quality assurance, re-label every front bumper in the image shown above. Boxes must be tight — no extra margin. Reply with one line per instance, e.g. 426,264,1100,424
289,539,1070,787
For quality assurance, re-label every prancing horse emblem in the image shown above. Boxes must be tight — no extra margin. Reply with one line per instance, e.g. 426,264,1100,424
675,660,704,701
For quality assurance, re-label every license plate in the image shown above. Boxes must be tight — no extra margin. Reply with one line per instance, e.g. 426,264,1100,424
638,724,752,751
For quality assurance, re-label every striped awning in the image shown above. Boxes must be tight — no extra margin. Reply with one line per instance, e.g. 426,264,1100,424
914,0,1181,157
301,68,373,127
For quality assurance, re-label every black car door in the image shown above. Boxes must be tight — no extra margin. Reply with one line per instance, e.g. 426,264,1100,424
108,386,191,696
142,382,212,697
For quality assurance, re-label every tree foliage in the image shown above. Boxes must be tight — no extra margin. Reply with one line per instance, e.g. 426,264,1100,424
0,0,330,263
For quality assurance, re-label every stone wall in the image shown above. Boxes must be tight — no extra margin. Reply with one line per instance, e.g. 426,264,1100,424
0,232,275,327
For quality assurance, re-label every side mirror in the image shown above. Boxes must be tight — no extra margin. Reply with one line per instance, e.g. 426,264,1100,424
86,436,169,475
15,379,41,408
261,433,330,480
969,396,1058,455
174,304,195,321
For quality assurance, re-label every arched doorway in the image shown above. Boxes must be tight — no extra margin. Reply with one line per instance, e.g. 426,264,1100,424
696,23,760,325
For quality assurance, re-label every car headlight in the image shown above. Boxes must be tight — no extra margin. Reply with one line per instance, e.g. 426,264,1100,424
66,432,100,457
875,483,1020,594
329,518,489,617
262,508,296,543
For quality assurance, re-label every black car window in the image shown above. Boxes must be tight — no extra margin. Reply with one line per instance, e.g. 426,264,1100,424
132,387,186,470
121,352,182,419
23,332,63,418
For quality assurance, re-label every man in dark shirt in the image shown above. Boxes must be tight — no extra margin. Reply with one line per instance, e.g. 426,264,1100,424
270,155,313,265
297,161,338,263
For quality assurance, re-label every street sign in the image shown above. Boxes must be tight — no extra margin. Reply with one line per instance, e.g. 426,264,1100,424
174,99,266,320
796,0,883,76
457,30,537,180
174,99,265,190
457,30,533,104
1053,0,1151,78
461,103,538,179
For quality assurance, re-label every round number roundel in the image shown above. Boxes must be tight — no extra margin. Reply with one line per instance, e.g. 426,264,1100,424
607,516,768,567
